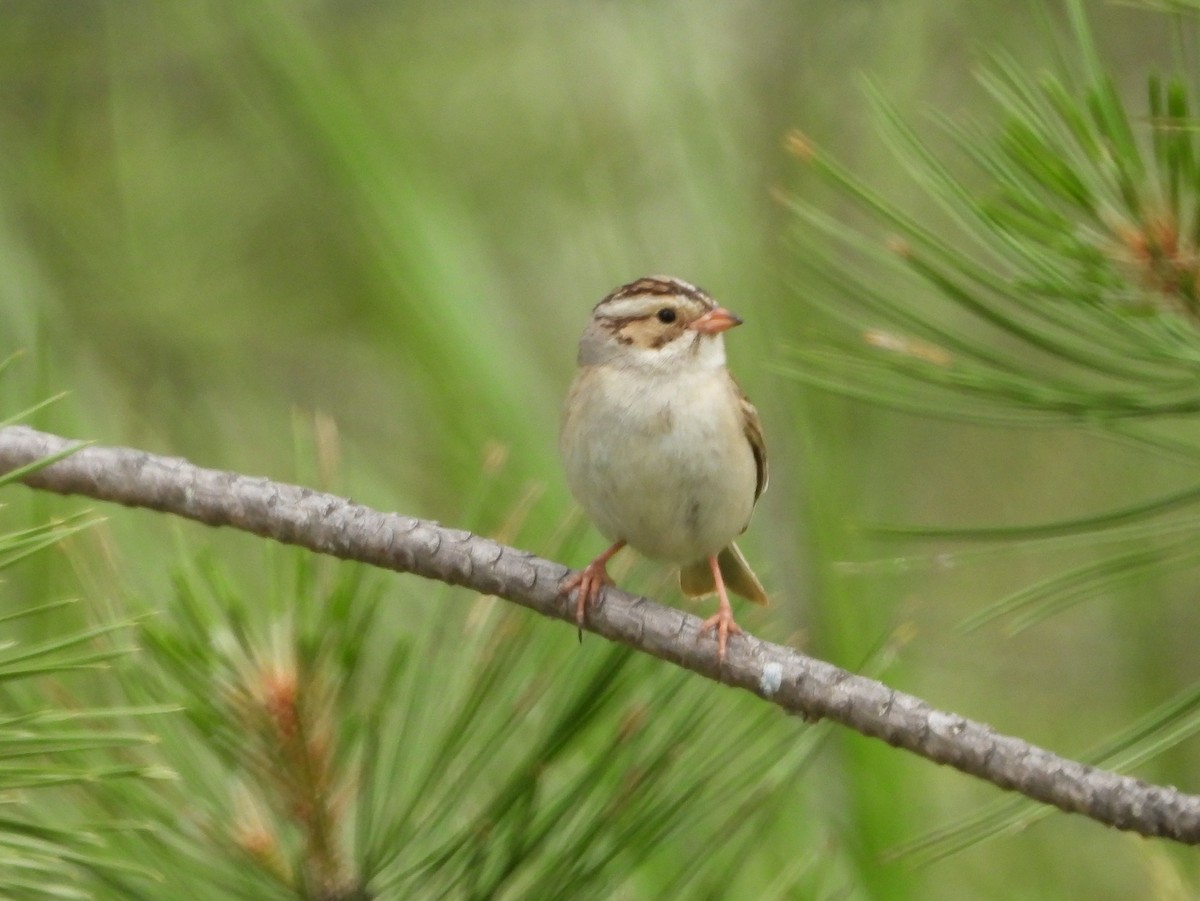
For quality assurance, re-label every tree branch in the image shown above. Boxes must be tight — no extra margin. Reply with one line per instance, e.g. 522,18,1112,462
0,424,1197,842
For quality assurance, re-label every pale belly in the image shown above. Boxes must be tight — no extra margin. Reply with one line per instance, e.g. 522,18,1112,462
561,366,757,563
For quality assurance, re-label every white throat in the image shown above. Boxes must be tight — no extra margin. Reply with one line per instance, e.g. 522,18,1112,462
580,328,728,375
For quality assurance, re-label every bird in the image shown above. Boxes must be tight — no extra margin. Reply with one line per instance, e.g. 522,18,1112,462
559,275,768,662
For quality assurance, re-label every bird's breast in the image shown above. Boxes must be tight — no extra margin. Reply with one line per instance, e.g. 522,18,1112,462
561,365,757,563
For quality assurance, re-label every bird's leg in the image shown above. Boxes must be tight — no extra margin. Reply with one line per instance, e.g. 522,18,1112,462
698,553,743,663
560,540,626,640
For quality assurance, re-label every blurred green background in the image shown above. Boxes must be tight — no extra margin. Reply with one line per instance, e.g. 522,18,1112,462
2,1,1198,898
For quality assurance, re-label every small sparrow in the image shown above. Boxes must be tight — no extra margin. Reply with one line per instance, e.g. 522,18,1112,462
559,275,768,661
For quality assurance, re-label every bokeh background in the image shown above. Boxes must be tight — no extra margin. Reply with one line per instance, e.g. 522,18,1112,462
2,1,1198,898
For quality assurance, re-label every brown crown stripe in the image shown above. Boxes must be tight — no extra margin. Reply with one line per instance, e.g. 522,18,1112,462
603,276,713,306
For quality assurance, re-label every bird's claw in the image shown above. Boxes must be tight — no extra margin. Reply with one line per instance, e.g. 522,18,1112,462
699,607,743,663
560,561,613,640
561,541,626,641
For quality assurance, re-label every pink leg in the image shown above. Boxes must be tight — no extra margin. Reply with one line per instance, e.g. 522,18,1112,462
560,540,626,638
698,554,743,662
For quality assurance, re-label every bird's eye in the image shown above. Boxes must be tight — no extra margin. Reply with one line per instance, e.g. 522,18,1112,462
656,308,677,324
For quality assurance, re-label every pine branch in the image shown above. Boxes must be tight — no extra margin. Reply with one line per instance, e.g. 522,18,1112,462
1,424,1197,843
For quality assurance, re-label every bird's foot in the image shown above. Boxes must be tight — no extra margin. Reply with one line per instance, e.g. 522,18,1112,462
561,560,613,630
560,540,626,640
699,554,742,663
699,605,743,663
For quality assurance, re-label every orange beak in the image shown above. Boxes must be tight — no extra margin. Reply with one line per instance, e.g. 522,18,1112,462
689,307,743,335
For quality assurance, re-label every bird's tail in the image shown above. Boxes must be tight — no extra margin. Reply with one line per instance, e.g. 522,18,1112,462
678,542,768,605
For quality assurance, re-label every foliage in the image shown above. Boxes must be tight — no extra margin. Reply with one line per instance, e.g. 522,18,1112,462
0,435,164,898
783,0,1200,867
64,515,828,899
